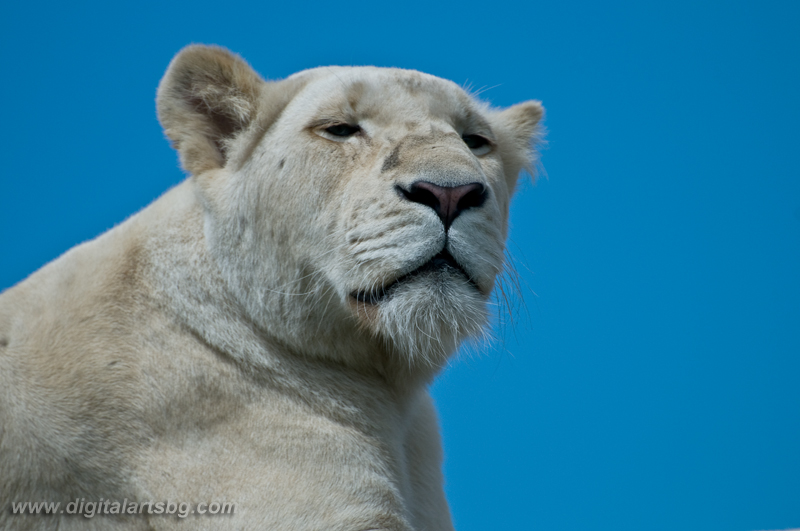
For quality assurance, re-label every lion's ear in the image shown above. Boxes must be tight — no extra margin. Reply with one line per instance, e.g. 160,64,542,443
157,45,265,175
492,100,545,185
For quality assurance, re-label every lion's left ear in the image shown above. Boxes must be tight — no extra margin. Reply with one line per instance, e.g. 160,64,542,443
157,45,265,175
491,100,545,186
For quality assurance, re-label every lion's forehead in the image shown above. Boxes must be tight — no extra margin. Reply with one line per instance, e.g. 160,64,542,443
286,66,482,127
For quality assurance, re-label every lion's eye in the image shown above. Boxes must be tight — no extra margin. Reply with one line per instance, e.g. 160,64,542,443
325,124,360,137
462,134,490,150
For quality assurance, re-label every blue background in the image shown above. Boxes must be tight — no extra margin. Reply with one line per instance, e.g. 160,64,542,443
1,1,798,530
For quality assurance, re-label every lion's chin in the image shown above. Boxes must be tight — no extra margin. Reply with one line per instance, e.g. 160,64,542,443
356,271,489,366
350,249,481,305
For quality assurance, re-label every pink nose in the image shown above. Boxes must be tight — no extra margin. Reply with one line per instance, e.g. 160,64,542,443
398,181,487,229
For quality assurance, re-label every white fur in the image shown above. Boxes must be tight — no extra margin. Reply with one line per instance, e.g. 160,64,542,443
0,45,544,530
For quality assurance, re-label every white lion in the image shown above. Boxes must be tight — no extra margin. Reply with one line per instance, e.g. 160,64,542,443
0,45,543,530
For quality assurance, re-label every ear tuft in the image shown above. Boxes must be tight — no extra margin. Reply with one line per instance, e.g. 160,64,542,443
492,100,546,185
157,45,265,175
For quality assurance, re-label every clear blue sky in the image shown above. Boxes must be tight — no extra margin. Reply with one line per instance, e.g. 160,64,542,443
1,1,798,530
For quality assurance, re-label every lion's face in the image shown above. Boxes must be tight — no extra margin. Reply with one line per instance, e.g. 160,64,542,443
157,47,542,373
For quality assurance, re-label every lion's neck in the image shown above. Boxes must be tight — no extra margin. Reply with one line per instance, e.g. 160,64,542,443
137,180,443,389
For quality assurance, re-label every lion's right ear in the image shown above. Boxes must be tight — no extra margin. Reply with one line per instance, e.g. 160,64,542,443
157,45,265,175
491,100,545,185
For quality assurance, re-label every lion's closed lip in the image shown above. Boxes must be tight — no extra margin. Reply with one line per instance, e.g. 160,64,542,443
350,250,478,305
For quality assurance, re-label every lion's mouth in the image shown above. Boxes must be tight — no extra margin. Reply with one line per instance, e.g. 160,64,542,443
351,249,478,305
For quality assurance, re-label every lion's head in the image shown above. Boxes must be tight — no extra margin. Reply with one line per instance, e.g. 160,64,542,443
157,45,543,377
